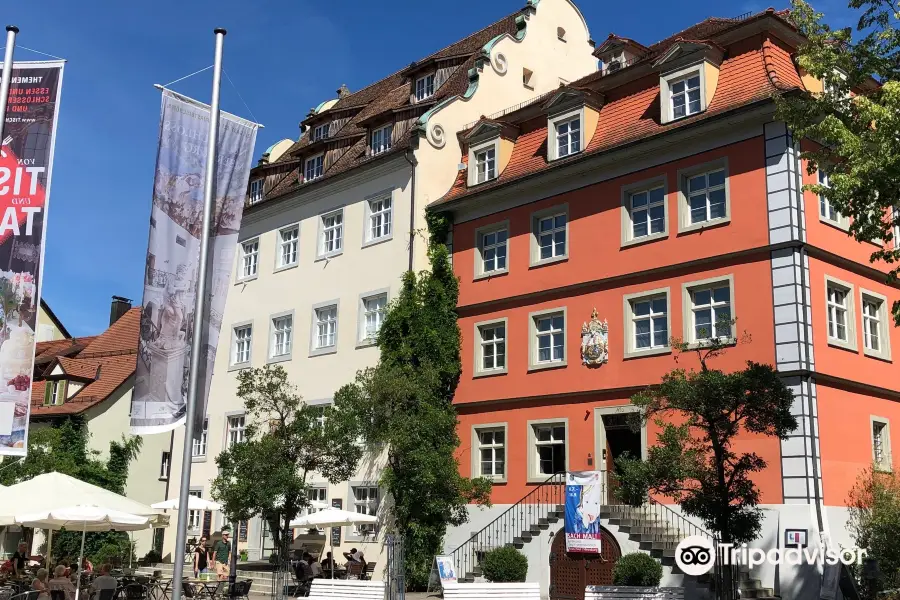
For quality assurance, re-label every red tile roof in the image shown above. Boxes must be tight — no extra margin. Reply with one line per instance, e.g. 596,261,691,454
30,308,140,417
435,14,805,207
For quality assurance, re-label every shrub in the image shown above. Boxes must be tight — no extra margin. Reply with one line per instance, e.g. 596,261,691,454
612,553,663,586
482,546,528,583
142,550,162,564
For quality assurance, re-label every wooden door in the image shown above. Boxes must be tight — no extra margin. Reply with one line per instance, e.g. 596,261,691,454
549,527,621,600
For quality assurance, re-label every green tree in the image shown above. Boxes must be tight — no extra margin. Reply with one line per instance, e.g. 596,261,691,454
847,466,900,595
617,335,797,545
0,416,142,563
776,0,900,324
212,364,361,562
334,213,491,589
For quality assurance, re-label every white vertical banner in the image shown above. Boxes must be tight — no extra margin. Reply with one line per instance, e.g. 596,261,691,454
0,60,65,456
565,471,603,553
131,89,258,435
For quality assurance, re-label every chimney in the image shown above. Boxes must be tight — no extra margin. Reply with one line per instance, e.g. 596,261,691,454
337,84,351,98
110,296,132,326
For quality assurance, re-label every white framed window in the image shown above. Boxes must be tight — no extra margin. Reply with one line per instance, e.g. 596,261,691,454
227,415,246,447
277,225,299,269
187,490,202,531
231,324,252,366
159,451,170,480
817,170,849,229
303,487,328,517
624,289,670,358
367,197,392,242
270,314,293,360
529,308,566,370
305,154,324,182
528,420,567,481
683,276,734,344
46,380,64,406
553,115,581,159
475,223,508,278
686,168,727,225
360,293,388,343
532,208,568,265
475,426,506,480
475,147,496,184
312,124,329,142
351,486,379,537
371,124,393,155
630,186,666,239
192,418,208,458
475,319,507,376
249,179,264,204
871,417,892,472
314,304,338,350
670,72,701,120
825,277,856,351
860,289,890,360
319,210,343,257
415,74,435,101
239,238,259,280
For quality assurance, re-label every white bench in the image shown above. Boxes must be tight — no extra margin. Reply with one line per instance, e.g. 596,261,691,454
585,586,685,600
306,579,384,600
442,582,541,599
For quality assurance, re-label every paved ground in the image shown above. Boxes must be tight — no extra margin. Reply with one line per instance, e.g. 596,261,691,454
250,591,443,599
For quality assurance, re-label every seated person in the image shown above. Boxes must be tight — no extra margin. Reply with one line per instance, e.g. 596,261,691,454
303,553,322,579
342,548,364,564
89,564,117,600
32,567,50,600
49,565,77,600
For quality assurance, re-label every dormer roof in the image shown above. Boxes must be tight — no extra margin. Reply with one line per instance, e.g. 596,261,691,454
541,87,605,115
462,118,520,146
652,39,725,70
593,34,650,59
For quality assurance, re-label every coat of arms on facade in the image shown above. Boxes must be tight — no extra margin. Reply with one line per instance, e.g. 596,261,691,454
581,309,609,366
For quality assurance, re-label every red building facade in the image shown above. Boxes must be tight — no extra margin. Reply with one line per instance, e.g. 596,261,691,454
432,10,899,599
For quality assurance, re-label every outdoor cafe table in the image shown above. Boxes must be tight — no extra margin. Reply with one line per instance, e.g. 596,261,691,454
183,579,223,599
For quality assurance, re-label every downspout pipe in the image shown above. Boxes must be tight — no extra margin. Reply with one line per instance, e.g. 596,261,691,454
404,148,418,272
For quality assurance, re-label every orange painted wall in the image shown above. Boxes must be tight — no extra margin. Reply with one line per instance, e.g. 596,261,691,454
807,256,900,392
456,395,786,506
454,137,769,309
818,385,900,505
455,258,777,404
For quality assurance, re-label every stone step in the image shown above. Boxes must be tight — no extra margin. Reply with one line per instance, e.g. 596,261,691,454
741,588,776,598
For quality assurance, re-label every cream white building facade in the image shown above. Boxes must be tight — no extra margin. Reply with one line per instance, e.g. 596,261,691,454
164,0,598,568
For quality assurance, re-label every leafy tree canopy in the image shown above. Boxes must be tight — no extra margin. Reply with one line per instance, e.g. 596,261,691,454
334,213,491,589
212,364,361,560
618,337,797,544
776,0,900,323
848,467,900,595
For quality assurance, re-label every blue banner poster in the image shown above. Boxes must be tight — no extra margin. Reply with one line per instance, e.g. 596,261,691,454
131,89,258,435
565,471,603,553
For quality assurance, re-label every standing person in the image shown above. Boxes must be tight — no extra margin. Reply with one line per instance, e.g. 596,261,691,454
193,537,210,579
212,530,232,581
11,541,29,577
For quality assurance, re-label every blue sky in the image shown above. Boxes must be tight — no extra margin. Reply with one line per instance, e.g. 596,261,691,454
5,0,858,336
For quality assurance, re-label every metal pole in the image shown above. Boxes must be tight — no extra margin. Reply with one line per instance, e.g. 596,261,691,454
171,27,226,600
0,26,20,141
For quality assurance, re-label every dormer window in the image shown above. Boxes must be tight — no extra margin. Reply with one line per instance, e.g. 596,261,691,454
312,124,329,142
549,111,582,161
415,74,435,102
305,154,324,182
44,380,66,406
249,179,264,204
475,146,496,184
371,124,393,155
670,72,701,120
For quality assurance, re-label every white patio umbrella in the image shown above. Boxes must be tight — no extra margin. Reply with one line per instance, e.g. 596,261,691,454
289,508,378,579
0,472,165,568
151,497,223,511
16,505,150,600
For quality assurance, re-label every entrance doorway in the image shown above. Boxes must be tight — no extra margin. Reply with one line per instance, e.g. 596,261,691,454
549,526,621,600
594,406,645,505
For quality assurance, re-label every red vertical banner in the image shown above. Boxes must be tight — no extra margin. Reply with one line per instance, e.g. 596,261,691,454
0,61,65,456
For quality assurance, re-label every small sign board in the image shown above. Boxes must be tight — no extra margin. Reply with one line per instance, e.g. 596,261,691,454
435,555,457,584
785,529,808,548
331,499,342,547
202,511,212,538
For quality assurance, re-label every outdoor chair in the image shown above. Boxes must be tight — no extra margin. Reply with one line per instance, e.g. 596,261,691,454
361,563,376,581
98,588,117,600
49,590,65,600
10,592,39,600
124,583,145,600
239,580,252,600
344,563,363,581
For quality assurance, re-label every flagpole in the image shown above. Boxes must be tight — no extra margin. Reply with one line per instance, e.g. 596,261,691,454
0,26,20,140
171,27,225,600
